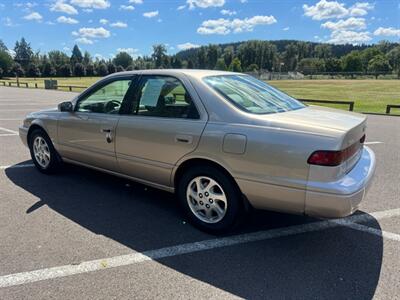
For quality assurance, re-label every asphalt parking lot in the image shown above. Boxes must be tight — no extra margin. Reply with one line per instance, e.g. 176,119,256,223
0,86,399,299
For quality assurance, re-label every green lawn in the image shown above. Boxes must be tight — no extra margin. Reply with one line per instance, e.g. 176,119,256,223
1,77,399,114
268,80,400,114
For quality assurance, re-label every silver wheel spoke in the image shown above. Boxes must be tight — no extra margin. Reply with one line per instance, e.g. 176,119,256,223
32,136,51,168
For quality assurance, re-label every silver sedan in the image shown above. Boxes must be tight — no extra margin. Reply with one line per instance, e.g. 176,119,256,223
19,70,376,232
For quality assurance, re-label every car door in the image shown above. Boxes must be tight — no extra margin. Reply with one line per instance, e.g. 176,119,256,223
57,75,136,171
116,74,207,188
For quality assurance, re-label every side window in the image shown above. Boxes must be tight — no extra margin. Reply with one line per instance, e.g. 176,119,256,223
133,76,199,119
76,79,131,114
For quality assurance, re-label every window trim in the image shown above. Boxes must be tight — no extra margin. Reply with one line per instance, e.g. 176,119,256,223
128,74,201,120
74,75,137,114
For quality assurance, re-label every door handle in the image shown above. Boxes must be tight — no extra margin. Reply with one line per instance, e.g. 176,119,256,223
175,135,193,144
101,128,113,143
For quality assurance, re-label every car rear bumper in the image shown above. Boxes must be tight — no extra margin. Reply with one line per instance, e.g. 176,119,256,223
19,126,29,147
305,146,376,218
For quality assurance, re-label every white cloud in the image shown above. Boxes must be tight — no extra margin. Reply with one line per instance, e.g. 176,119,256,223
75,37,93,44
57,16,79,24
187,0,225,9
70,0,110,9
99,18,108,24
94,53,106,60
177,42,201,50
50,1,78,15
23,12,42,22
110,21,127,28
177,5,186,10
128,0,143,3
143,10,159,18
349,2,374,16
197,15,277,35
283,26,289,31
3,17,14,26
120,5,135,10
73,26,110,38
303,1,374,20
327,30,371,44
373,27,400,37
303,0,348,20
322,17,366,31
221,9,236,16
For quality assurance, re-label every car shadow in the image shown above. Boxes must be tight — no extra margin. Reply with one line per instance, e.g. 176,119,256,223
5,162,383,299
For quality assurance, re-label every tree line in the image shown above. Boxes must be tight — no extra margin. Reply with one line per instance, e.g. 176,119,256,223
0,38,399,79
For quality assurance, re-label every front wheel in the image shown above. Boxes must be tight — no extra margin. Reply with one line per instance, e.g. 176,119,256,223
178,166,243,233
29,129,61,174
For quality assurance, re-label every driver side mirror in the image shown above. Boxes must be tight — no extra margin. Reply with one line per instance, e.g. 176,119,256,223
59,101,73,112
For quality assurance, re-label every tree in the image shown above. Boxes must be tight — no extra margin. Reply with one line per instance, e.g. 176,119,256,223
214,58,227,71
113,52,133,69
116,65,124,72
368,54,390,78
151,44,167,68
315,44,332,60
42,62,56,77
73,63,86,77
197,47,207,69
70,45,83,65
283,43,298,71
223,46,234,67
0,50,13,75
86,63,96,76
83,51,92,65
14,38,33,68
207,45,219,69
360,47,382,72
342,51,363,74
246,63,259,72
12,62,25,77
229,57,242,72
27,63,41,77
48,50,70,67
58,64,72,77
107,62,116,74
387,46,400,78
187,59,194,69
325,58,342,73
298,58,325,74
170,56,182,68
97,63,108,76
0,39,8,52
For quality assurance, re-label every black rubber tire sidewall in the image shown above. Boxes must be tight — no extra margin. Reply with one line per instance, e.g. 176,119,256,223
178,165,242,233
29,129,60,174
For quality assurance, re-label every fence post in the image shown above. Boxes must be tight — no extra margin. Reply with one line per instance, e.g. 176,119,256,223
69,86,72,92
35,83,38,88
349,102,354,111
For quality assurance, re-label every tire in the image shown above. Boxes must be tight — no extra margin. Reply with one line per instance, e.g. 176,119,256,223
178,165,243,233
29,129,61,174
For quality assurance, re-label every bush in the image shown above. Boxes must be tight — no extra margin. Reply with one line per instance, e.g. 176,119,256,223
116,65,125,72
58,64,72,77
86,64,95,76
73,63,86,77
107,63,116,74
97,63,108,76
27,63,41,77
12,63,25,77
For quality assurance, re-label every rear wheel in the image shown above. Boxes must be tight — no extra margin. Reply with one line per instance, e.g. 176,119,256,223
29,129,61,173
178,166,243,233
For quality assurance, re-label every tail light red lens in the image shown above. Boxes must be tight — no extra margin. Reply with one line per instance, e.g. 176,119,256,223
308,135,365,167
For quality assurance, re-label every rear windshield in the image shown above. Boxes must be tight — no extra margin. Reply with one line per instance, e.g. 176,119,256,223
203,75,305,114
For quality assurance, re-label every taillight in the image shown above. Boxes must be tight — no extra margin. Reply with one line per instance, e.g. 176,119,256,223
308,136,364,167
307,150,344,166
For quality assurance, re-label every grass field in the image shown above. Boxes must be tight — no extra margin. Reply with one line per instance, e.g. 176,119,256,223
1,77,399,114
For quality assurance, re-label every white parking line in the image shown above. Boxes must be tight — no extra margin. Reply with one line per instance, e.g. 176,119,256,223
0,133,18,137
341,222,400,242
0,118,23,121
0,127,18,134
364,141,384,145
0,163,34,170
0,207,399,288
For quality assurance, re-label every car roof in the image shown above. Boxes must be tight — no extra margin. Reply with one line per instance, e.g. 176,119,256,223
106,69,242,80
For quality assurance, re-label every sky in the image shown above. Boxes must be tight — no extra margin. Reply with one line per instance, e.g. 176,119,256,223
0,0,399,59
